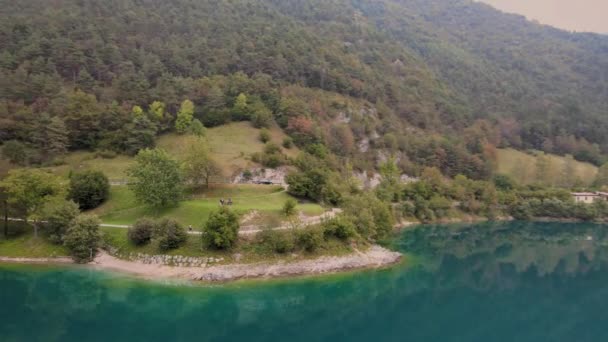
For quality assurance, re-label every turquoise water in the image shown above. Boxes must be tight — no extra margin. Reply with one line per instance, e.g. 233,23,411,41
2,221,608,341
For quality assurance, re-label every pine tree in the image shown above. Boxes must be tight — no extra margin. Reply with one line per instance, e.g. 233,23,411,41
46,116,69,157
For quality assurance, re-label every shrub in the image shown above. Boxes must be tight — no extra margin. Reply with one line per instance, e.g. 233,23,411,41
264,142,281,154
156,218,188,251
296,227,324,252
282,198,298,216
128,218,156,246
322,216,357,240
493,174,516,191
256,229,295,254
259,129,271,143
69,170,110,210
40,199,80,244
282,137,293,149
242,170,253,181
63,215,102,263
509,201,533,220
203,207,240,249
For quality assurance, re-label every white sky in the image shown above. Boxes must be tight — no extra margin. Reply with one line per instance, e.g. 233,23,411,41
477,0,608,33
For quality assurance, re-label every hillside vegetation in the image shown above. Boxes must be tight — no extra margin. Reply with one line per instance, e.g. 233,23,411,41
1,0,607,179
496,149,598,186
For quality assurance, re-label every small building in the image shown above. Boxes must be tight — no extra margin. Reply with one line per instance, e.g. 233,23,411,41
572,192,607,203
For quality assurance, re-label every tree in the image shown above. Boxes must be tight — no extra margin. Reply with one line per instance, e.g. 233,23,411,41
376,159,401,202
0,189,9,238
127,148,183,208
231,93,249,121
127,218,156,245
32,114,69,159
0,169,63,237
560,154,577,188
189,119,206,137
149,101,165,121
68,170,110,210
2,140,28,165
203,207,239,249
131,105,144,118
594,162,608,187
155,218,188,251
45,116,69,157
60,90,101,149
181,140,221,189
175,99,195,134
40,199,80,244
493,174,516,191
535,153,550,185
282,198,297,216
251,99,273,128
122,114,157,155
63,214,101,263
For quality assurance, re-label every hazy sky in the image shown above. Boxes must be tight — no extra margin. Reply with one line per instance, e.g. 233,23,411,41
478,0,608,33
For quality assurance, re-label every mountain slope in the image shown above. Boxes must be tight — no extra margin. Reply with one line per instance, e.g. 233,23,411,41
0,0,606,173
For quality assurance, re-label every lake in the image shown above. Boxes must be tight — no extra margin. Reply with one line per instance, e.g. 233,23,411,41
2,221,608,341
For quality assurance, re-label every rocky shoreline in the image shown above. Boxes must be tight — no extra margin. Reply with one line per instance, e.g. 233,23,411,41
0,245,402,283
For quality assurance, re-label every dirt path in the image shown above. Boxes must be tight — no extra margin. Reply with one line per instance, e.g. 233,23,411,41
239,208,342,235
99,208,343,236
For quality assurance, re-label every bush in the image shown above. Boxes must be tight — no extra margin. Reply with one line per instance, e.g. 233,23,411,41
128,218,155,246
259,129,271,143
296,227,324,252
282,198,298,216
323,216,357,240
63,215,102,263
493,174,516,191
256,229,295,254
156,218,188,251
282,137,293,149
69,170,110,210
40,199,80,244
2,140,28,165
203,207,240,249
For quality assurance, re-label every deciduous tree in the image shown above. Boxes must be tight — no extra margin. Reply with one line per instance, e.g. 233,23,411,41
127,148,183,208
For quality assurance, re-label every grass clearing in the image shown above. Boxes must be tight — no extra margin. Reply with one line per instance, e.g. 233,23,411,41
496,148,598,186
0,223,68,258
92,184,325,227
206,122,299,175
27,122,297,182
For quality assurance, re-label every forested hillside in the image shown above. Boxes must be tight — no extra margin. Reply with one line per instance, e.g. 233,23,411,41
1,0,607,176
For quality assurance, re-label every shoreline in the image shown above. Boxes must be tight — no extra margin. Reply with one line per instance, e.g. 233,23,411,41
0,245,402,282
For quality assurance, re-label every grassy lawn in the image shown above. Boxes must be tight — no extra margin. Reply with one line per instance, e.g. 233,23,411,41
205,122,299,175
0,223,68,258
496,148,598,186
92,184,325,227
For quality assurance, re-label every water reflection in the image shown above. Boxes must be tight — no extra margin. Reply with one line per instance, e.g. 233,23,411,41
1,222,608,342
400,221,608,281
